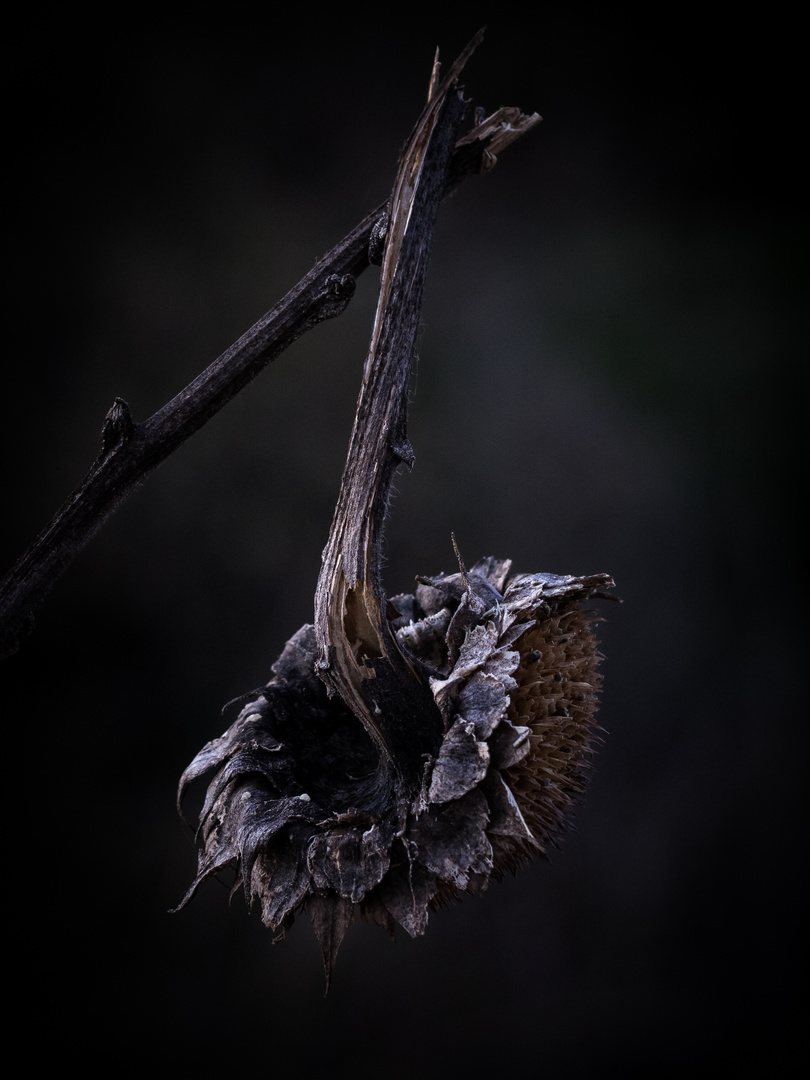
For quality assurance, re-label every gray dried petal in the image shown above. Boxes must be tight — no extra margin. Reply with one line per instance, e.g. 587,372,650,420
409,789,493,890
395,607,452,672
482,769,537,844
430,620,500,707
239,791,323,894
468,556,512,592
270,624,320,682
307,822,392,904
251,825,313,929
456,669,510,739
503,571,611,611
306,893,353,992
488,719,531,770
176,707,280,808
377,848,437,938
427,717,490,804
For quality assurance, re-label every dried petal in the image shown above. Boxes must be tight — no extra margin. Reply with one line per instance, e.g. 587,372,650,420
427,718,490,804
410,789,493,890
307,894,353,992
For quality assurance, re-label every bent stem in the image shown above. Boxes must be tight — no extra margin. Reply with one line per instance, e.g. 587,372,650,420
313,40,477,786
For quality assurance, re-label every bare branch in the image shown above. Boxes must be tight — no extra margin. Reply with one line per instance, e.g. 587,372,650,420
0,51,539,662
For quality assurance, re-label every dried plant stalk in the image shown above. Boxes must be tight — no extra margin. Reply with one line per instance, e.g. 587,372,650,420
176,34,614,988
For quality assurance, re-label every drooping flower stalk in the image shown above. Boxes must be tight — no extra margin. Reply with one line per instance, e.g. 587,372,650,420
176,34,614,988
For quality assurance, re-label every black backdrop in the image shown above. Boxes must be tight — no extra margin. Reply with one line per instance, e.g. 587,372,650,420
2,10,802,1073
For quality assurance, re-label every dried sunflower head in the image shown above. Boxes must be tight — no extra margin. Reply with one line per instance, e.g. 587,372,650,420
176,557,613,984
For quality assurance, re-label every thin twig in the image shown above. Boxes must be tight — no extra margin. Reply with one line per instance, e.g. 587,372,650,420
0,66,539,661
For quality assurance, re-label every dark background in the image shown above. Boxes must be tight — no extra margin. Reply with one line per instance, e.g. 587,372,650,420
3,10,802,1074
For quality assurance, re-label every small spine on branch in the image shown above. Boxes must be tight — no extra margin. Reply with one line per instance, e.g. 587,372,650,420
318,273,356,321
368,213,390,266
391,439,415,469
99,397,134,458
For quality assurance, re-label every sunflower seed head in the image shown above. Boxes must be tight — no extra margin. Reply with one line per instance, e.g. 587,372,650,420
175,559,614,986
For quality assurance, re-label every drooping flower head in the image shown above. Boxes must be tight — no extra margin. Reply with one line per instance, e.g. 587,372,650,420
176,558,613,983
175,35,613,990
